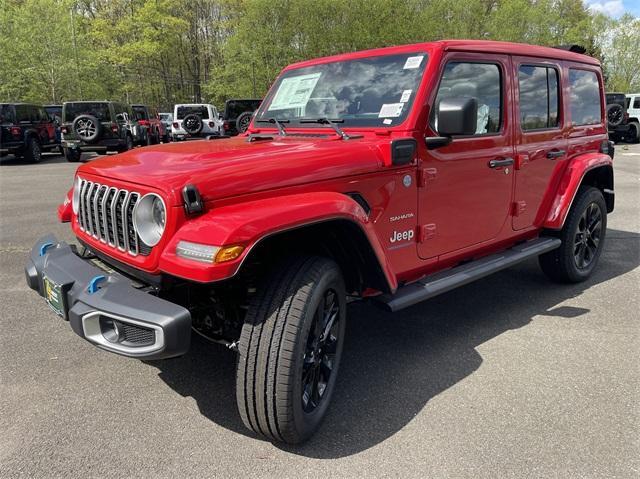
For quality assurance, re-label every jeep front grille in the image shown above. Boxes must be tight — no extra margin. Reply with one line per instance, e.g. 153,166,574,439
77,179,150,256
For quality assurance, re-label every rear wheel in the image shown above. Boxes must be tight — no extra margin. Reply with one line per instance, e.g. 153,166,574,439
124,134,133,151
628,121,640,144
539,186,607,283
236,257,346,444
24,137,42,163
64,147,81,162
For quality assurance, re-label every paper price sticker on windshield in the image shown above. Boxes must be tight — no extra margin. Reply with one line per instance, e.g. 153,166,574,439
268,72,322,111
400,90,412,103
403,56,423,69
378,103,404,118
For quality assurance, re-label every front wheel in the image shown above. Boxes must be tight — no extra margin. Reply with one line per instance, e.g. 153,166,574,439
539,186,607,283
236,257,346,444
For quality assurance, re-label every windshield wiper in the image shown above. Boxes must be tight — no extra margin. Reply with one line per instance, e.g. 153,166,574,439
256,117,289,136
299,118,360,140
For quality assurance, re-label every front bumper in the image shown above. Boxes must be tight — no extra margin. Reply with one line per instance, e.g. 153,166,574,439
25,234,191,359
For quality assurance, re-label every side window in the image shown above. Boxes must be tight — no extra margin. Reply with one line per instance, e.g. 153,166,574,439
518,65,560,130
634,97,640,109
15,105,28,122
29,106,38,121
569,69,601,126
433,62,502,135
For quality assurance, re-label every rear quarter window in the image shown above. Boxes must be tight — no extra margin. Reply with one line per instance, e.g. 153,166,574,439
569,69,602,126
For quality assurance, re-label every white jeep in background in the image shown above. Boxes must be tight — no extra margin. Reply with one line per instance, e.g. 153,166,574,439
626,93,640,143
171,103,224,140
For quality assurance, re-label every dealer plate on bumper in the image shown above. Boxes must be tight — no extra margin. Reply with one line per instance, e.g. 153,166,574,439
43,275,65,317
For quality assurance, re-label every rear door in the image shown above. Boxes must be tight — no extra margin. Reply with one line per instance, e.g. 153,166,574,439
417,53,515,259
512,58,567,230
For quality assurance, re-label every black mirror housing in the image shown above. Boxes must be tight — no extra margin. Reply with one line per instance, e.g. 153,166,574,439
437,97,478,137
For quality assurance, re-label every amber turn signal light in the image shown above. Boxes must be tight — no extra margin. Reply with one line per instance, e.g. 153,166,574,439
215,245,245,263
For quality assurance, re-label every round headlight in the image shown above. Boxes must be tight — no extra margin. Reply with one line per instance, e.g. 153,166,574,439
133,193,166,247
72,176,82,214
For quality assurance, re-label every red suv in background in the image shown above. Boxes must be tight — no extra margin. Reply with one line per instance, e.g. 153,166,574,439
27,40,614,444
132,104,168,144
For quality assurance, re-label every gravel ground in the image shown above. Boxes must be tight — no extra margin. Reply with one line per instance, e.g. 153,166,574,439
1,145,638,478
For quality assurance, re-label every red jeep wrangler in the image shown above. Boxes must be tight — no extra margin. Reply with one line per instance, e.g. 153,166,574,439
26,40,614,444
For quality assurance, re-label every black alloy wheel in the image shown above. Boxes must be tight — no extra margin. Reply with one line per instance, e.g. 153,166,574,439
606,103,624,127
539,186,607,283
301,288,341,413
573,201,603,270
236,111,253,133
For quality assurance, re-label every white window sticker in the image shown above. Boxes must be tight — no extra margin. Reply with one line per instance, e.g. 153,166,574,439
378,103,404,118
382,118,393,125
403,56,423,70
268,72,322,111
400,89,412,103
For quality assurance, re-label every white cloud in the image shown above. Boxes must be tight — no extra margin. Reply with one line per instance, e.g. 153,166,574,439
585,0,625,17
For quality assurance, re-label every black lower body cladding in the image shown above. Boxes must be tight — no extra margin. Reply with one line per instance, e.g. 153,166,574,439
25,234,191,360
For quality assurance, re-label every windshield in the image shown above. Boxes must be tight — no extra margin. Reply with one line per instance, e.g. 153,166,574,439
176,106,209,120
256,53,427,127
63,103,111,122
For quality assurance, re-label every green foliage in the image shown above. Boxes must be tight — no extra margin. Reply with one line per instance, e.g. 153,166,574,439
0,0,636,108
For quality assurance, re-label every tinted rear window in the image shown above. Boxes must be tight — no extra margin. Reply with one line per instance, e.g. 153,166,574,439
569,70,601,126
64,103,111,122
176,106,209,120
224,100,262,119
132,106,148,120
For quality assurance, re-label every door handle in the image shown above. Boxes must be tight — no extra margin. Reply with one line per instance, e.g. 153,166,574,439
488,158,514,168
546,149,565,159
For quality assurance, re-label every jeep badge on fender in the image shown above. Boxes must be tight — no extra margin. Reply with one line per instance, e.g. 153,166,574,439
25,40,614,444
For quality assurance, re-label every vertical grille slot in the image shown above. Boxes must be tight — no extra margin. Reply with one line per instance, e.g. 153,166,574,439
76,180,150,256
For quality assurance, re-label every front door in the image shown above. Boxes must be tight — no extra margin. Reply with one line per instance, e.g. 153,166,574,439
512,58,567,230
418,53,515,259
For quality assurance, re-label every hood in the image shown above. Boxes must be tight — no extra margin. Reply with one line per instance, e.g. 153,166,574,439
78,135,385,206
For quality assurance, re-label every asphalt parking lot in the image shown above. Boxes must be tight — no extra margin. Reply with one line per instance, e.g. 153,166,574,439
1,145,639,478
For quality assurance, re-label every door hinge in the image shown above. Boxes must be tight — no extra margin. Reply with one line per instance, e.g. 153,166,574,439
417,224,436,242
512,201,527,217
417,167,437,187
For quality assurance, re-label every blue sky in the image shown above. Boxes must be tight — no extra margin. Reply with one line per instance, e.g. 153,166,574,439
584,0,640,18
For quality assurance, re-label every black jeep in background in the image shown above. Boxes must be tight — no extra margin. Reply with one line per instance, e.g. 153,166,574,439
221,98,262,136
606,92,637,142
61,101,142,162
0,103,59,163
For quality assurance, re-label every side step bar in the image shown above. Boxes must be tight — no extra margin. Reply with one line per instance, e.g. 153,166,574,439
376,237,561,312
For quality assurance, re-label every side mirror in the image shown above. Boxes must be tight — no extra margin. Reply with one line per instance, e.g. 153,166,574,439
425,97,478,149
437,97,477,136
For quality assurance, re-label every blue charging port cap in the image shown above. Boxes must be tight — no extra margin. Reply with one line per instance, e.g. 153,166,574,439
87,275,106,294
